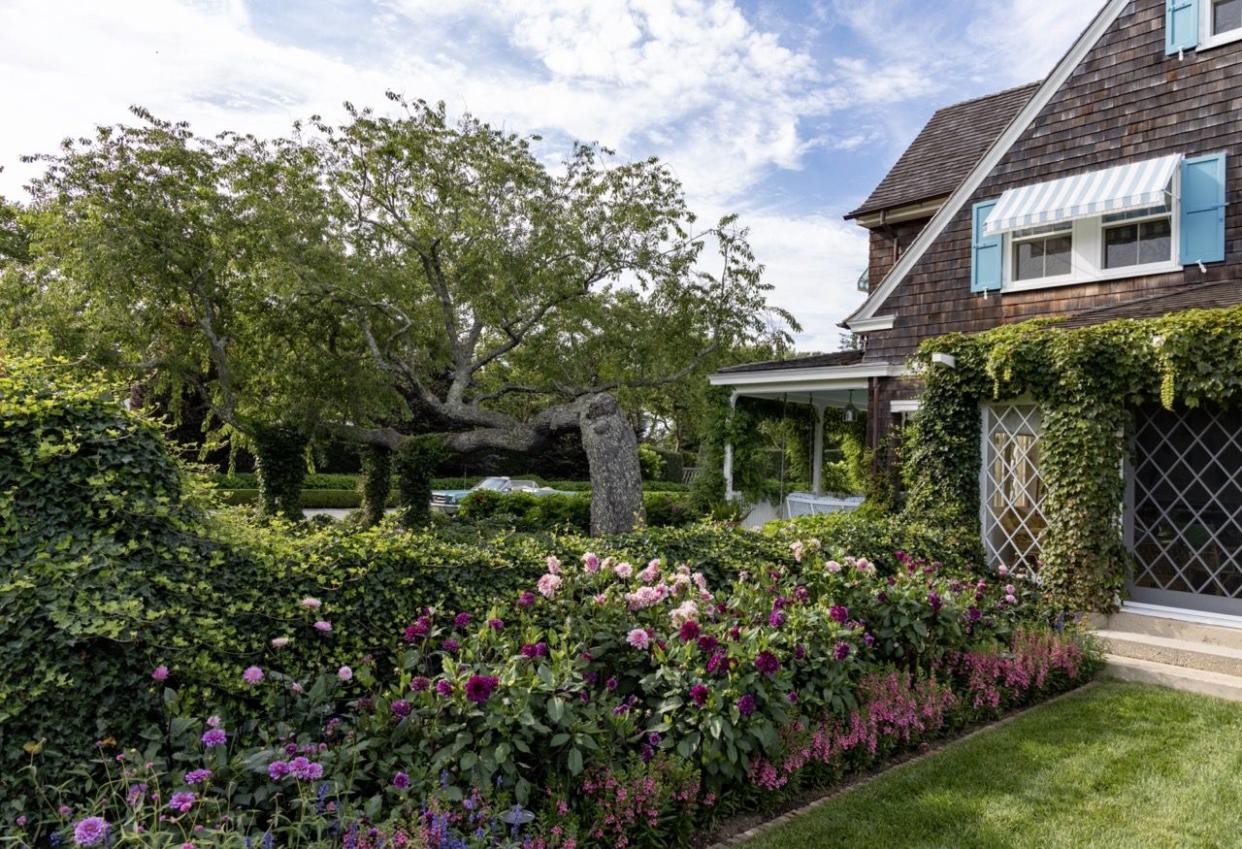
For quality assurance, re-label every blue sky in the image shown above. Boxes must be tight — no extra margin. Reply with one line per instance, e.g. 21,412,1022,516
0,0,1101,351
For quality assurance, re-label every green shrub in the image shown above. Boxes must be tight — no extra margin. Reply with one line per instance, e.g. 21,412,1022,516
457,490,698,532
393,436,445,528
764,510,984,575
251,424,309,520
358,445,392,526
637,443,665,480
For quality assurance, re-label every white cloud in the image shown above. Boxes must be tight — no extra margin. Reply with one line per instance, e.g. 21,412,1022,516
0,0,1098,354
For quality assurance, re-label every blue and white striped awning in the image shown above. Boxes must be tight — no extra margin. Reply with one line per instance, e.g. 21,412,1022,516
983,154,1181,236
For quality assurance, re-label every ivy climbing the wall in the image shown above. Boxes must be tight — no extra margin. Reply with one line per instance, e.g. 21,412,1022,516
905,305,1242,612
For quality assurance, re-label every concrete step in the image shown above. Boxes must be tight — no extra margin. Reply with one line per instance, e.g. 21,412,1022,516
1103,609,1242,651
1095,629,1242,676
1103,654,1242,702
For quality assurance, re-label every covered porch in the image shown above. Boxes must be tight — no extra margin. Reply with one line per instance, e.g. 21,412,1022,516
708,351,905,522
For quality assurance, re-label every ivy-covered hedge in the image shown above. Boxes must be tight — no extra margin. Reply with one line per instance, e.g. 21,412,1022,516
764,510,984,576
905,306,1242,611
456,490,698,531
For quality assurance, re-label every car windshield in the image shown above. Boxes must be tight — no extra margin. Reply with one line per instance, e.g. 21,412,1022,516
509,480,540,490
475,477,510,491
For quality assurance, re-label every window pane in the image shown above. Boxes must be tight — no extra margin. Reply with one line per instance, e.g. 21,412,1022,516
1015,240,1044,281
1044,235,1073,276
1139,218,1172,264
1105,224,1139,268
1215,0,1242,34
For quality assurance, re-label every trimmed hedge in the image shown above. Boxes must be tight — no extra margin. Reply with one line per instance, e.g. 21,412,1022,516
764,510,985,575
456,489,698,531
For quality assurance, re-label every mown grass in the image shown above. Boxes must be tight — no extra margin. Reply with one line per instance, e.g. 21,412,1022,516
740,682,1242,849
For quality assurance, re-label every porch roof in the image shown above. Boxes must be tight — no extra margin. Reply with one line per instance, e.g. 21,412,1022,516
709,350,906,409
1057,280,1242,329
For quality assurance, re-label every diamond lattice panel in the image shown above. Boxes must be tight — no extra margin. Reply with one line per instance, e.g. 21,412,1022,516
1132,406,1242,599
983,404,1047,572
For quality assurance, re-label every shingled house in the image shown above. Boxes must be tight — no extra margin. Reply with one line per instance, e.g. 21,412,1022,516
712,0,1242,628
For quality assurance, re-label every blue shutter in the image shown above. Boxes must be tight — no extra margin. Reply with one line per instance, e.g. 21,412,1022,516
1167,0,1199,55
1180,153,1227,265
971,200,1003,293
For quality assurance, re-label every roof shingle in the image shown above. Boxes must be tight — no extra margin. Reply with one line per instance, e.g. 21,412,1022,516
846,82,1041,220
713,349,864,375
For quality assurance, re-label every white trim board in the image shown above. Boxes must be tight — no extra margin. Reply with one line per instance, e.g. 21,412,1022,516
890,399,922,413
845,0,1133,329
707,361,907,388
1122,601,1242,632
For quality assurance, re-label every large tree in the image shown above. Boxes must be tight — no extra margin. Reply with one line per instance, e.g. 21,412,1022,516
9,110,396,517
313,96,792,532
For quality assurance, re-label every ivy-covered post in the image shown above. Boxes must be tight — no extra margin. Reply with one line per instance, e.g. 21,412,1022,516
252,424,308,521
724,391,738,502
358,445,393,527
393,436,445,529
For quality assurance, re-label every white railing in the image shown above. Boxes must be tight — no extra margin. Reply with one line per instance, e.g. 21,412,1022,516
784,492,865,518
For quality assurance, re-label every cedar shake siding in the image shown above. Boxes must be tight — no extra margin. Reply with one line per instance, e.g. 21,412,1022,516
867,218,929,291
862,0,1242,363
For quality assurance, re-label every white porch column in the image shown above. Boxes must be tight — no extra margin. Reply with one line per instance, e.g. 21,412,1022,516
724,392,738,502
811,403,826,496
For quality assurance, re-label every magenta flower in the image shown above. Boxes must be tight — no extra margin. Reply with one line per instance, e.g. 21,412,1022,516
314,620,332,633
337,666,353,682
392,771,410,790
614,561,634,579
737,694,757,717
201,728,227,748
787,691,799,704
72,817,109,846
16,815,27,827
465,675,500,704
441,639,459,654
583,552,600,573
435,679,454,697
690,684,710,707
289,757,323,781
697,634,719,654
301,597,322,609
410,676,431,692
834,641,851,661
488,618,505,631
678,620,701,642
605,677,618,690
754,651,780,676
242,666,264,685
151,665,169,682
768,610,786,628
928,591,943,613
454,612,472,628
829,604,849,624
267,760,290,780
520,642,548,658
517,591,537,608
183,769,211,785
404,617,432,641
168,791,196,813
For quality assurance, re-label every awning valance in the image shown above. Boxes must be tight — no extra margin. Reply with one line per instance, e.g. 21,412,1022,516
983,154,1181,236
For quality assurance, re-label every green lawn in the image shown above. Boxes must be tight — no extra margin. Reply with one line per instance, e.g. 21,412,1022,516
738,683,1242,849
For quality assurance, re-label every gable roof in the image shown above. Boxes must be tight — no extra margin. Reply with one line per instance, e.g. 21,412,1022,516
845,0,1132,329
713,349,863,375
845,83,1041,221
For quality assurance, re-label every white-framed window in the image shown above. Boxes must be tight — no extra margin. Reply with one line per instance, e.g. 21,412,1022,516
1202,0,1242,50
1102,205,1174,270
981,403,1047,572
1012,222,1073,283
1001,177,1181,293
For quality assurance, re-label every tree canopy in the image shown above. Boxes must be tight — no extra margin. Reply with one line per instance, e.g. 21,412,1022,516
2,96,798,531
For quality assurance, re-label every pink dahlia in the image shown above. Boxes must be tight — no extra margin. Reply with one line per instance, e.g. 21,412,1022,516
626,628,650,650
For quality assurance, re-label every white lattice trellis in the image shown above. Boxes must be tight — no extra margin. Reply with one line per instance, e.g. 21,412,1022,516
1131,406,1242,600
982,404,1047,571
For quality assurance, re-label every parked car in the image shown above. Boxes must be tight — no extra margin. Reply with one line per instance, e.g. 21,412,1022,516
430,476,573,512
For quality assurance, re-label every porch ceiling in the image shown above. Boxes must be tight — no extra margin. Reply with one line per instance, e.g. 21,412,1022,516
734,387,862,409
